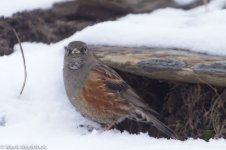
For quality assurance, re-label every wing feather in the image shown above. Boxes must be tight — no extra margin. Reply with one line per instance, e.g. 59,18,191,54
91,63,159,116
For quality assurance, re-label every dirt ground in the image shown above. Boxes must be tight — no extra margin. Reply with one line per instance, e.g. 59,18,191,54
115,70,226,140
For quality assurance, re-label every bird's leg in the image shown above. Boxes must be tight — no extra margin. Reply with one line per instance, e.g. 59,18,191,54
103,120,117,130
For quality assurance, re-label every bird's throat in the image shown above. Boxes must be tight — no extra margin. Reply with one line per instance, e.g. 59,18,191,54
68,57,84,70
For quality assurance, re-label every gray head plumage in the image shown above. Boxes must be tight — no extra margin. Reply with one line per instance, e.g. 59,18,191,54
64,41,92,70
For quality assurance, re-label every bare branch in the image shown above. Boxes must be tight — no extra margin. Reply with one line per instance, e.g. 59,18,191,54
12,28,27,95
203,0,208,11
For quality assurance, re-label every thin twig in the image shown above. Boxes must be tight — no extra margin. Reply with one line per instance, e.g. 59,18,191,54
195,75,218,95
203,0,208,11
12,28,27,95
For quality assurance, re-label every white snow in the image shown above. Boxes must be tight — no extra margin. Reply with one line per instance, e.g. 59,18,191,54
1,0,226,149
0,41,226,149
68,0,226,56
0,0,70,17
174,0,196,5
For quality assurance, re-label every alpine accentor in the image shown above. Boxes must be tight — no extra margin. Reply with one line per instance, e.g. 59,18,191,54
63,41,176,138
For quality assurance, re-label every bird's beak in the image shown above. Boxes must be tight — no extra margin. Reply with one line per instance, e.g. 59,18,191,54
72,48,80,55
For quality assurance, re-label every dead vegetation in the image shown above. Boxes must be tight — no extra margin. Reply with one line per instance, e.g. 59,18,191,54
12,28,27,95
163,84,225,140
115,70,226,140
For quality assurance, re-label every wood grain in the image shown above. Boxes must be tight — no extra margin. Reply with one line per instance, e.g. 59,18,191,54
90,45,226,87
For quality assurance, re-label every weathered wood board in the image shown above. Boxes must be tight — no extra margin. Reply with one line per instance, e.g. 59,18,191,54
91,45,226,87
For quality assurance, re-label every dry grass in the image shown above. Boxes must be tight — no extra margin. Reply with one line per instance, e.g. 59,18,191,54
114,70,226,140
12,28,27,95
162,83,225,140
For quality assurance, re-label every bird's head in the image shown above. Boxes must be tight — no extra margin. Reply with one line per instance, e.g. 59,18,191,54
64,41,93,70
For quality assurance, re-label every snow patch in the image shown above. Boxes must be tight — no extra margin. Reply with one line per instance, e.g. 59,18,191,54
0,0,70,17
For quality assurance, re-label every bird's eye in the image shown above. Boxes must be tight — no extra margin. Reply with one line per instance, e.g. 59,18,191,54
80,47,87,54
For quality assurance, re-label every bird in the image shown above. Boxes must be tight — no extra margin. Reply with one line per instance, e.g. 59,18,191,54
63,41,176,138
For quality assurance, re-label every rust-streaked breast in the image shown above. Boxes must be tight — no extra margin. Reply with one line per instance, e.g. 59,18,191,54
81,68,130,123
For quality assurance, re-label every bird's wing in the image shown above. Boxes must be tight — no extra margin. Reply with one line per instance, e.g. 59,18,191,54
88,63,177,138
91,63,159,115
81,63,131,118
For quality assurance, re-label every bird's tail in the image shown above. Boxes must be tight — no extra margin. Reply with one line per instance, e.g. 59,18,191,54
131,108,177,139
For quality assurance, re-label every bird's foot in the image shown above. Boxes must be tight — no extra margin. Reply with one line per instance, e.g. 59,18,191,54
103,120,117,130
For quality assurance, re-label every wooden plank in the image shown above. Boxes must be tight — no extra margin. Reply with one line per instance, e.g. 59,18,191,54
91,45,226,87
